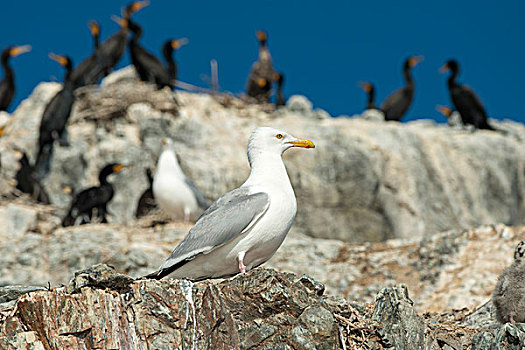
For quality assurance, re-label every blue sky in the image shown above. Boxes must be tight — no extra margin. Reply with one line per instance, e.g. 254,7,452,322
1,0,524,123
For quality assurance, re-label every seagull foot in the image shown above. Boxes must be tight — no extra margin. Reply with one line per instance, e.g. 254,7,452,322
238,260,246,273
510,315,516,325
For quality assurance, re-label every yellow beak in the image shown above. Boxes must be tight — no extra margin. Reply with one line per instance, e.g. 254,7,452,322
10,45,32,57
286,138,315,149
439,63,450,73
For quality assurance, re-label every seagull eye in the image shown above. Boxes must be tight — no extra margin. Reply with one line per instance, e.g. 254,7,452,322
276,134,283,140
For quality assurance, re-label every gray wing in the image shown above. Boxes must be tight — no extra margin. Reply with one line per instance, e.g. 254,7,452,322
158,188,270,272
184,177,210,210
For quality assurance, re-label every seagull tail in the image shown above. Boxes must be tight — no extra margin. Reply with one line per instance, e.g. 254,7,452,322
140,270,164,280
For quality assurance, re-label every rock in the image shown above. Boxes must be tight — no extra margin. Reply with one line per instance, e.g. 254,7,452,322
286,95,313,113
0,286,46,304
0,204,38,238
0,267,345,349
0,67,524,241
372,285,425,349
1,266,523,349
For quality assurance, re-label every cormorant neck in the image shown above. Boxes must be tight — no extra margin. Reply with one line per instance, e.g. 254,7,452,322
129,20,142,44
98,167,114,185
367,87,375,109
1,53,13,81
64,63,73,83
403,65,414,85
447,68,459,88
162,43,176,79
93,34,100,50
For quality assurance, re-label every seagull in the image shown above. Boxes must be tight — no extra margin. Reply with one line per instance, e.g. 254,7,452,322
153,138,210,221
147,127,315,281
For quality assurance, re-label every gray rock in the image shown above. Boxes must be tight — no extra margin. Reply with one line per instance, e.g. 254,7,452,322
0,285,46,304
372,285,426,349
1,67,523,241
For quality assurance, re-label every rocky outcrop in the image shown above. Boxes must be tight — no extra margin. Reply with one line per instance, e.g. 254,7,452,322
1,265,524,349
0,67,523,242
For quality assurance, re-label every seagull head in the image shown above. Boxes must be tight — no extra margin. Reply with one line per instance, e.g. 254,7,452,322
247,127,315,163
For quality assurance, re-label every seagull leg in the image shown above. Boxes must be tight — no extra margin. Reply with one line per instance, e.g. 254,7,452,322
237,252,246,273
510,315,516,325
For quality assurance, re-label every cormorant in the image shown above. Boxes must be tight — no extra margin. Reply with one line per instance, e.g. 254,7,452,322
0,45,31,111
91,1,149,79
128,17,187,89
62,163,126,226
381,56,423,121
246,30,274,102
35,54,75,178
274,72,285,106
70,21,105,88
359,81,377,110
153,138,209,221
14,151,50,204
439,59,495,130
135,168,156,218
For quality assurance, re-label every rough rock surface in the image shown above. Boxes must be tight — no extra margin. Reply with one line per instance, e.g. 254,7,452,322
1,265,524,349
0,67,523,242
0,196,523,318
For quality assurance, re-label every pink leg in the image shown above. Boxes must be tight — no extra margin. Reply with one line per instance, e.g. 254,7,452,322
237,252,246,273
510,315,516,325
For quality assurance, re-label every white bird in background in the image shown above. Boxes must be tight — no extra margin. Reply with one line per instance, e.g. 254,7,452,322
153,138,209,221
147,127,315,281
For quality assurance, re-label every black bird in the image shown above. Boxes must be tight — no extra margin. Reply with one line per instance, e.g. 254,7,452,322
381,56,423,121
273,72,285,106
0,45,31,111
128,18,187,89
35,54,75,178
359,81,377,110
246,30,274,102
439,59,495,130
14,151,50,204
135,168,156,218
70,21,105,88
62,163,126,226
90,1,149,79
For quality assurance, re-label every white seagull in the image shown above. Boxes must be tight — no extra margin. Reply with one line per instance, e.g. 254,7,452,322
153,138,209,221
148,127,315,281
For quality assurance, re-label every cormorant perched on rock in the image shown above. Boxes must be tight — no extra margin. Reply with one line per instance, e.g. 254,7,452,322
14,151,50,204
492,241,525,324
0,45,31,111
62,163,126,226
135,168,156,218
153,138,209,222
35,54,75,178
440,59,495,130
128,16,187,89
90,1,148,79
381,56,423,121
246,30,274,102
359,82,377,110
274,72,285,106
70,21,105,88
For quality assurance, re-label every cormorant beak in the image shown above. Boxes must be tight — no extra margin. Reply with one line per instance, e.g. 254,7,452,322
256,30,267,42
286,138,315,149
131,0,150,14
111,15,128,28
409,56,424,67
272,72,281,81
113,164,127,173
436,105,452,117
48,53,69,67
171,38,189,49
10,45,32,57
439,63,450,73
358,81,372,93
88,21,100,36
63,186,73,195
257,78,267,87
